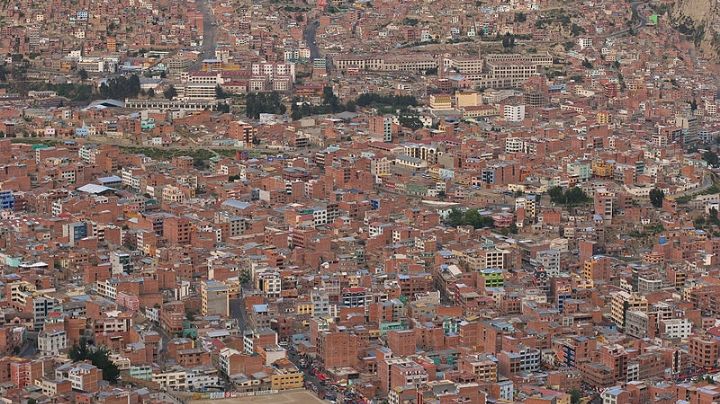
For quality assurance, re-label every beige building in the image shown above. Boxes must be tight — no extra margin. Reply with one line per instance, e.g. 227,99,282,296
201,280,229,316
610,291,648,328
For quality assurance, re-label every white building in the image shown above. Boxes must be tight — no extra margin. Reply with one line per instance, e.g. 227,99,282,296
660,318,692,339
38,329,67,356
153,370,187,390
505,137,525,153
536,249,561,276
186,367,220,391
503,104,526,122
578,38,592,49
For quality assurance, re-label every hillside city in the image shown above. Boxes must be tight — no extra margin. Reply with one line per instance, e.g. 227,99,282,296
1,0,720,403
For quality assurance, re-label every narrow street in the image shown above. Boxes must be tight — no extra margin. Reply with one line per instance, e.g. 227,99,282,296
304,20,321,59
189,0,218,71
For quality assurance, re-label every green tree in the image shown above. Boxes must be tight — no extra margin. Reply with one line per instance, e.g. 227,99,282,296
703,150,719,167
163,85,177,100
447,208,464,227
710,207,720,226
78,68,88,82
245,91,286,119
565,187,590,205
147,88,155,98
649,188,665,208
215,85,228,99
99,74,141,99
570,388,582,404
515,12,526,23
548,186,589,205
399,114,424,130
68,339,119,383
548,186,566,204
446,208,494,229
570,23,586,36
239,269,252,285
582,58,593,69
502,33,515,49
355,93,417,108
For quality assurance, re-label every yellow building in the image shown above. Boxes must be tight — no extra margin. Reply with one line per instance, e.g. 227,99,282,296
591,160,615,177
296,302,314,316
596,111,610,125
430,94,453,110
454,91,480,108
271,367,304,390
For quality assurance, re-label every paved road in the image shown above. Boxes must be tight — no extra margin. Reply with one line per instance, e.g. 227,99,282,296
229,295,249,333
304,20,321,59
288,350,329,400
606,0,648,39
190,0,218,71
192,390,324,404
672,171,716,198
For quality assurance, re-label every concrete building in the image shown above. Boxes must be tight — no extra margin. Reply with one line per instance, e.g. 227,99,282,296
201,280,229,317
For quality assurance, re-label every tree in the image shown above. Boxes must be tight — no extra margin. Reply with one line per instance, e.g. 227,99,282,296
245,91,286,119
710,207,720,226
355,93,417,108
565,187,590,205
548,186,590,205
98,74,141,99
570,23,586,36
215,85,228,99
163,85,177,100
447,208,464,227
147,88,155,98
582,58,593,69
703,150,719,167
690,98,698,111
399,114,424,130
69,338,91,361
78,68,88,82
239,269,252,285
515,12,526,23
446,208,494,229
570,389,582,404
69,339,119,383
548,186,566,204
649,188,665,208
502,33,515,49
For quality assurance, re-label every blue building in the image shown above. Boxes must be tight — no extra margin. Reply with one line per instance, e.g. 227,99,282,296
0,191,15,210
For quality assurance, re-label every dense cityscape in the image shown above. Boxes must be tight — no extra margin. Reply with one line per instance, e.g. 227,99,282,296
0,0,720,403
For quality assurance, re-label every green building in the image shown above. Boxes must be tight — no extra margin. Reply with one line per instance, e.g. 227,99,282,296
479,268,504,287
